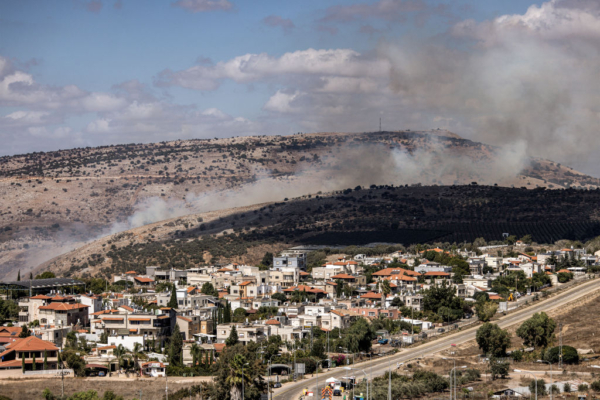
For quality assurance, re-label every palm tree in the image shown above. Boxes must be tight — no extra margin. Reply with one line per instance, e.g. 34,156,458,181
225,354,252,400
381,279,391,309
115,344,126,372
132,342,143,373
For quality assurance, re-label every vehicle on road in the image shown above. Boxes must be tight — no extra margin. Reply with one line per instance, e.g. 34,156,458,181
272,382,282,388
437,328,445,333
378,338,389,345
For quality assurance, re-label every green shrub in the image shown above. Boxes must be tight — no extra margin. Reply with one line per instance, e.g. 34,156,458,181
544,346,579,364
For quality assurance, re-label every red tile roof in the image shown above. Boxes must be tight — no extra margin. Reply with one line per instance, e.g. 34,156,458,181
360,292,384,299
30,295,52,300
39,303,89,311
330,274,356,280
265,319,280,325
0,336,58,360
238,281,253,286
177,316,193,322
134,276,154,283
424,271,450,276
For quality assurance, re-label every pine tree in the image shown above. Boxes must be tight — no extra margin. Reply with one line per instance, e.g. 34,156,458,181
17,270,20,281
167,284,178,308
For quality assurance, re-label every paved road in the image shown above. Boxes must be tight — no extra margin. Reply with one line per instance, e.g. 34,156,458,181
273,276,600,400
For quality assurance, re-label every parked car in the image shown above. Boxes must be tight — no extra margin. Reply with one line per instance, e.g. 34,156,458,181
272,382,282,388
437,328,445,333
378,338,389,345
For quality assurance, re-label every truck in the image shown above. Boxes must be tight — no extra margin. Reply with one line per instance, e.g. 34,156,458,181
378,338,389,345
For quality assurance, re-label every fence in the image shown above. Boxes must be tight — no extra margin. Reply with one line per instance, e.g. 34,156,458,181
24,369,73,376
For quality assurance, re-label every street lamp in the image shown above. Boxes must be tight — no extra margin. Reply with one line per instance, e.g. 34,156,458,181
268,354,281,400
242,362,249,400
345,367,369,400
536,360,553,400
388,353,403,400
515,370,537,400
360,352,373,400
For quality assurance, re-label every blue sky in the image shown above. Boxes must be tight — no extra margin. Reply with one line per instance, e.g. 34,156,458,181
1,0,600,175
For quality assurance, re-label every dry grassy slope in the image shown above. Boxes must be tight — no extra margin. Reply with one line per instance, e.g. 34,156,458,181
2,129,599,279
37,185,600,279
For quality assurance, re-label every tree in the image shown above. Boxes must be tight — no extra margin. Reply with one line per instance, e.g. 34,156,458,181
32,353,36,370
167,285,178,308
233,307,247,322
271,293,287,303
335,279,344,298
261,252,273,268
17,270,20,281
132,342,143,371
44,349,48,370
381,280,391,308
29,272,33,280
200,282,218,297
212,344,266,400
18,324,31,338
564,383,572,393
529,379,548,396
391,297,404,307
223,301,232,323
190,343,200,369
35,271,56,279
310,339,326,359
475,323,511,357
114,344,126,370
226,326,239,346
516,312,556,348
520,234,533,244
168,324,183,367
544,345,579,364
489,357,510,380
475,301,498,323
22,355,25,373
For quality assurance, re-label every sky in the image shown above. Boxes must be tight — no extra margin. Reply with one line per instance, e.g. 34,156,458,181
1,0,600,175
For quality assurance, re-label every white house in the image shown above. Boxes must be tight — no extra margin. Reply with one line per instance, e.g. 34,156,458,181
141,361,166,377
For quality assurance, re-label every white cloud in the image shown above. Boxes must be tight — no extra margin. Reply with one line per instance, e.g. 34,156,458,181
156,48,389,91
263,90,302,114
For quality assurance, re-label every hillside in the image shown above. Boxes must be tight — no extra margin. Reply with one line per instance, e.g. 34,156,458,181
38,185,600,279
2,130,599,280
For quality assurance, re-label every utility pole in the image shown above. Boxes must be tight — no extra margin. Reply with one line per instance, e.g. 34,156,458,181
139,389,142,400
559,321,563,369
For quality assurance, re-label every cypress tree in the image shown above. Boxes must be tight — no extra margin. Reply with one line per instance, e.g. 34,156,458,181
225,326,239,346
17,270,20,281
167,284,178,309
168,324,183,367
29,272,33,280
43,350,47,370
223,301,231,323
22,356,25,373
32,354,36,370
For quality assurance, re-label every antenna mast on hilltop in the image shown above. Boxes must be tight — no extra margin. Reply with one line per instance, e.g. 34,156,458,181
379,117,382,132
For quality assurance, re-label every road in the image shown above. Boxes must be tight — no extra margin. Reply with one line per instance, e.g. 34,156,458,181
273,276,600,400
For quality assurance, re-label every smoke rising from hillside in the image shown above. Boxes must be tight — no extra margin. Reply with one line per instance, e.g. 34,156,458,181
110,141,528,234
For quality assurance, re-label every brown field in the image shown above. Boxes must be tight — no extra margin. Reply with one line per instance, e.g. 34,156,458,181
0,375,213,400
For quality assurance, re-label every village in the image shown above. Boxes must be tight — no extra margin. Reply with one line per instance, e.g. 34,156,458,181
1,238,600,399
